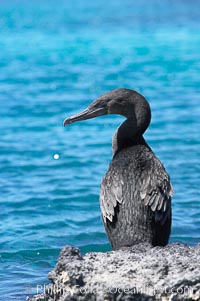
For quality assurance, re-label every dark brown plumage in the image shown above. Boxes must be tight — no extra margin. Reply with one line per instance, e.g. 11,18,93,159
64,88,173,250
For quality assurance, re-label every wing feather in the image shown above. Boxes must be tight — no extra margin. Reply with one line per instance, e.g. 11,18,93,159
100,149,173,226
100,163,124,223
140,157,173,224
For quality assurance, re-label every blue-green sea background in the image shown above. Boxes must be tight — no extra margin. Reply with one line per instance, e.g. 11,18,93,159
1,0,200,300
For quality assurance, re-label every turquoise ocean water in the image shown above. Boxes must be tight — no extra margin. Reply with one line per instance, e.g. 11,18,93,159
1,0,200,299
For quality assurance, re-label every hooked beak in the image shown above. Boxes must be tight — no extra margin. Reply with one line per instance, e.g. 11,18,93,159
63,106,107,126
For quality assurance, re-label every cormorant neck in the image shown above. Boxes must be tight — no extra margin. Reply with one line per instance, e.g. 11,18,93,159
112,118,148,157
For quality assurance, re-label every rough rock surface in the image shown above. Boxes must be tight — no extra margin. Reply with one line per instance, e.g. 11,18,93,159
28,243,200,301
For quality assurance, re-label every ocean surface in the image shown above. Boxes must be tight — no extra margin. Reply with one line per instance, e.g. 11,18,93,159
1,0,200,300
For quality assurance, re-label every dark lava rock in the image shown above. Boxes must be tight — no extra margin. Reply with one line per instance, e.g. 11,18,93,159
27,243,200,301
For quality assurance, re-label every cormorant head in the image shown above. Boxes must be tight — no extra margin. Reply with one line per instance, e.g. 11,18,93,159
64,88,151,133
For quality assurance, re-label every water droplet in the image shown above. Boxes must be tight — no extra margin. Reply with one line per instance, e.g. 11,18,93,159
53,154,60,160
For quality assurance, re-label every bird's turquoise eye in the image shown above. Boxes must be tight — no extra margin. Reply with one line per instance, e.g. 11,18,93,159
99,100,107,107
